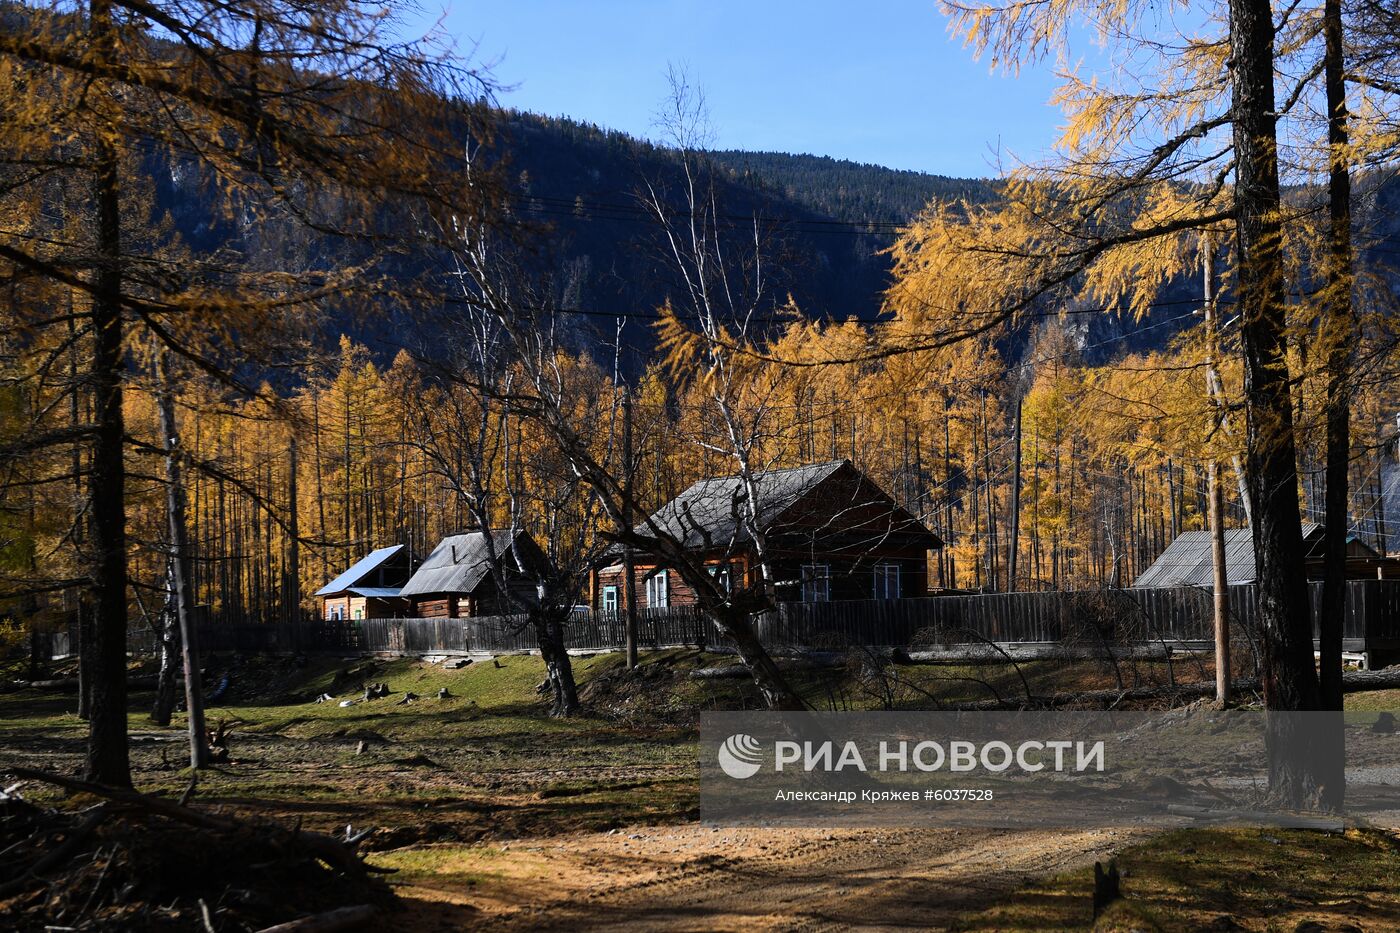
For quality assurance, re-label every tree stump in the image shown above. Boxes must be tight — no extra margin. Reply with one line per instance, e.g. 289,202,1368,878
1092,859,1121,918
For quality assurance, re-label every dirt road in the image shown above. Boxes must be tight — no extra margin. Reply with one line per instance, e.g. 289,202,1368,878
391,823,1144,931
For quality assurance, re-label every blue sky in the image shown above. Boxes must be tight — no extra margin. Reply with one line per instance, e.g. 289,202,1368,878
400,0,1099,178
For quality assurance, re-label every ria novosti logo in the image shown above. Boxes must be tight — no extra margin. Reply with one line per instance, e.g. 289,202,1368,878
714,733,1107,779
717,733,764,779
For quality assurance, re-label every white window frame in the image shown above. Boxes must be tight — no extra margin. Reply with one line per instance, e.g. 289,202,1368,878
873,563,901,600
645,570,670,609
601,584,619,613
801,564,831,603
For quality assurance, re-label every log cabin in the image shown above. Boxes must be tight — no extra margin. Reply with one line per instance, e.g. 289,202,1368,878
316,544,413,620
591,459,942,610
399,530,547,618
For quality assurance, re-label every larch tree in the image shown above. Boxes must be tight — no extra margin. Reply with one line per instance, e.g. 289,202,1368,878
0,0,494,784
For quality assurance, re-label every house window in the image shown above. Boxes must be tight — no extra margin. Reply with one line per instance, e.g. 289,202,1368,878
601,585,619,613
645,570,670,609
873,563,901,600
801,564,830,603
353,607,364,620
708,563,732,593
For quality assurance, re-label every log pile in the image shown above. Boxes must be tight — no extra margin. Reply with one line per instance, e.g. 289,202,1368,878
0,769,393,932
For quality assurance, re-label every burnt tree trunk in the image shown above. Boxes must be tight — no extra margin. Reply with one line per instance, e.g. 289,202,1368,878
83,0,130,787
1228,0,1323,804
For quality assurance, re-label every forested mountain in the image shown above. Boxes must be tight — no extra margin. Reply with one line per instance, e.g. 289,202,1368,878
151,107,1400,371
487,112,994,345
153,109,1006,366
707,149,1000,224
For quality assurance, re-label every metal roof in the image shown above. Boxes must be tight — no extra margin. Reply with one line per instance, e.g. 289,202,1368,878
636,459,940,551
399,531,530,598
345,587,403,599
640,460,845,549
1133,523,1323,588
315,545,406,596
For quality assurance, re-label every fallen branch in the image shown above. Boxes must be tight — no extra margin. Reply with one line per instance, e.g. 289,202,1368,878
254,904,379,933
0,802,110,899
17,676,161,692
3,768,387,881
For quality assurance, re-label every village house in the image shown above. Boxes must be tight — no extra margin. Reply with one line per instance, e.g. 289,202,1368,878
1134,522,1400,587
590,459,942,611
399,530,547,619
316,544,414,620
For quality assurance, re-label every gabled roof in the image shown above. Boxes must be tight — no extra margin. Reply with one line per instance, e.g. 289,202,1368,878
315,545,406,596
637,459,940,551
1133,523,1326,588
399,530,538,598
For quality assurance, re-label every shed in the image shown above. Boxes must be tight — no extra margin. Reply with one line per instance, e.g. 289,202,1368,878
1134,523,1400,587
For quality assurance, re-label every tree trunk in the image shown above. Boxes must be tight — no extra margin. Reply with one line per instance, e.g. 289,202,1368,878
623,388,639,669
287,433,301,628
1204,231,1231,706
1312,0,1354,813
84,0,131,787
716,608,806,710
1228,0,1323,804
1318,0,1354,715
1209,462,1231,705
1008,396,1022,591
533,611,580,717
151,558,180,726
159,354,209,768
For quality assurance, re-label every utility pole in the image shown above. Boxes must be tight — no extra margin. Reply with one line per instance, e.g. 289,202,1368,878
1203,233,1231,705
622,386,638,670
159,354,209,768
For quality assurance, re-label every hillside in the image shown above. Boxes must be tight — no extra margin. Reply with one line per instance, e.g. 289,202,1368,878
151,107,1400,370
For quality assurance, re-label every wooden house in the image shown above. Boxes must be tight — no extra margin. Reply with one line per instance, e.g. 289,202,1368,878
591,459,942,610
399,530,547,618
1134,522,1400,587
316,545,413,620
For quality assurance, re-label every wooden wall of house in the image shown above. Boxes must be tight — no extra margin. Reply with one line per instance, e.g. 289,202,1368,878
768,551,929,602
363,597,408,618
411,596,462,619
325,595,408,620
593,563,704,609
590,548,931,608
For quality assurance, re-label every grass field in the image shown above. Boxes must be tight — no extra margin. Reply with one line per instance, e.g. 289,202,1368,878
2,650,1398,930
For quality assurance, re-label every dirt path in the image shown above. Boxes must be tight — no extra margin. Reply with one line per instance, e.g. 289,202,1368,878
391,824,1148,931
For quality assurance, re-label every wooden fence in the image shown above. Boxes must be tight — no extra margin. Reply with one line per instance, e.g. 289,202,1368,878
26,581,1400,659
357,606,709,654
754,581,1400,651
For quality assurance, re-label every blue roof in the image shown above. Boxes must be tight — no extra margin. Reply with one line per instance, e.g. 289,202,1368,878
346,587,402,599
316,545,405,596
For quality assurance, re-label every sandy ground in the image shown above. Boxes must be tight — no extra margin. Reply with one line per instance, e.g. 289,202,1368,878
391,824,1145,931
